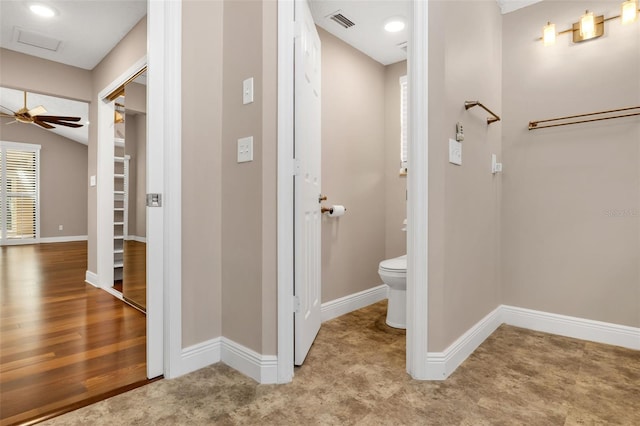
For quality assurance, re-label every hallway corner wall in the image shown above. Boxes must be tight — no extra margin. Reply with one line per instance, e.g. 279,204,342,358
181,0,223,347
427,0,503,352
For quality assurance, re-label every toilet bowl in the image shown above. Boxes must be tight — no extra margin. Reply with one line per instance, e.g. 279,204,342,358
378,255,407,329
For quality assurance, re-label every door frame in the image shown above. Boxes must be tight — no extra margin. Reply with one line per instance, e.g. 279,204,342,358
276,0,429,383
96,0,182,379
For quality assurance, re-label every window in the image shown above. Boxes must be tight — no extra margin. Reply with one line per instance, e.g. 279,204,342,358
0,141,41,244
400,75,408,174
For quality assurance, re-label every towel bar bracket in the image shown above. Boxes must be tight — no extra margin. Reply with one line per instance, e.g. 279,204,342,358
464,101,501,125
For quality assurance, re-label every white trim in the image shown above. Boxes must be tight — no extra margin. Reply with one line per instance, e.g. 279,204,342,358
276,0,296,384
124,235,147,243
221,338,278,384
422,304,640,381
406,0,429,380
177,337,278,385
85,270,99,287
148,0,182,380
321,285,388,323
502,305,640,351
102,285,125,301
97,56,147,290
40,235,88,243
0,141,42,151
178,337,222,377
425,306,503,380
222,337,278,385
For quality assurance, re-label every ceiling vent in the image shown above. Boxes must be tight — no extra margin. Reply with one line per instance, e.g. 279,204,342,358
327,10,355,29
14,28,61,52
397,42,408,52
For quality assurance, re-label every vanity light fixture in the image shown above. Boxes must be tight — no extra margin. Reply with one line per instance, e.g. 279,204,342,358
622,0,639,24
29,3,56,18
541,1,639,46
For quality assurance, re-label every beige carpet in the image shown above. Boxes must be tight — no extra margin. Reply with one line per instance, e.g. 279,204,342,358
42,301,639,425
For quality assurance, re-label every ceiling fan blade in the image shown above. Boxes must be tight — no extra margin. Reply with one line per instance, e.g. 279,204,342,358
38,118,84,128
54,121,84,128
34,119,55,129
28,105,47,117
1,104,16,114
37,115,82,122
0,112,16,118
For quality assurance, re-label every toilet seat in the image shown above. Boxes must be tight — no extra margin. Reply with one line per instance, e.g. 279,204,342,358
379,255,406,273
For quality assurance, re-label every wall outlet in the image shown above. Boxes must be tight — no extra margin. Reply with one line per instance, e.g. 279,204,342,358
58,225,64,231
449,139,462,165
491,154,503,174
243,78,254,105
237,136,253,163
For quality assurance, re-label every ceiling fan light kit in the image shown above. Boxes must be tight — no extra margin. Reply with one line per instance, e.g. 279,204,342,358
0,91,83,129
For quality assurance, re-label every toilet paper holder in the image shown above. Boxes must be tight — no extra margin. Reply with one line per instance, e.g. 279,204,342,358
321,205,346,215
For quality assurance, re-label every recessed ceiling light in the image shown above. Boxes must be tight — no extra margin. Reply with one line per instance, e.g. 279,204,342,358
384,17,405,33
29,4,56,18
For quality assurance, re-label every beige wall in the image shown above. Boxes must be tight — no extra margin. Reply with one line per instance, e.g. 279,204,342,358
0,49,91,102
0,124,88,238
181,0,223,346
319,27,387,302
220,0,278,354
384,60,407,259
89,17,147,273
428,0,503,351
502,1,640,327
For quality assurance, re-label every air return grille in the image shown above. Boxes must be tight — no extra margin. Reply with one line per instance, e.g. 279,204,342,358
328,11,355,29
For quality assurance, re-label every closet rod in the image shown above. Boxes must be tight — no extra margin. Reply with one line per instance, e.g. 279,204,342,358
529,106,640,130
464,101,501,124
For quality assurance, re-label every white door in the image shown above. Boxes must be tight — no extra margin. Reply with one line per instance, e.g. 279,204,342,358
294,0,322,366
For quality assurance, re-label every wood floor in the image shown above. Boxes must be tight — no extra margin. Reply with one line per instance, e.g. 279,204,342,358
0,241,149,425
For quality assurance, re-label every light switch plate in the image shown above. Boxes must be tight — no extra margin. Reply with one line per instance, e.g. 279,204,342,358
449,139,462,165
243,78,254,105
238,136,253,163
90,175,96,186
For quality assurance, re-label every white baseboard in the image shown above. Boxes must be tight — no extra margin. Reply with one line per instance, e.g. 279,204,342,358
321,284,388,322
425,306,503,380
177,337,277,384
40,235,88,243
501,305,640,351
178,337,222,378
221,338,278,384
423,304,640,381
125,235,147,243
85,270,99,287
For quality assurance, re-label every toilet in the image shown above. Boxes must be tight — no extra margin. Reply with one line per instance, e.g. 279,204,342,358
378,255,407,329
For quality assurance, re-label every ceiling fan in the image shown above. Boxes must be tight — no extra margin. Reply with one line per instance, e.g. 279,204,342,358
0,92,84,129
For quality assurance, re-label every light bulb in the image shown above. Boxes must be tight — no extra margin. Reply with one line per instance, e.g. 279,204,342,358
621,0,638,24
580,10,595,39
543,22,556,46
384,18,405,33
29,4,55,18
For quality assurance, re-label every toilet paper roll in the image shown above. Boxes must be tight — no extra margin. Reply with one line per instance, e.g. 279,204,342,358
328,205,346,217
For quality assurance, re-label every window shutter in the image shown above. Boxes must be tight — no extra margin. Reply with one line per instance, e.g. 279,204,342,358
400,75,408,172
1,142,40,242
